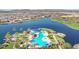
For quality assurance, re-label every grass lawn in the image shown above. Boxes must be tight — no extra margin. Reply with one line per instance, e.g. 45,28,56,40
4,42,15,49
52,18,79,30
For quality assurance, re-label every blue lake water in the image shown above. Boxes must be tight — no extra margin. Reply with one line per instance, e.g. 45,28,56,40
31,31,48,46
0,18,79,45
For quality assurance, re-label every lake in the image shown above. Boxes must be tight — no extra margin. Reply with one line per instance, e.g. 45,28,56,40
0,18,79,45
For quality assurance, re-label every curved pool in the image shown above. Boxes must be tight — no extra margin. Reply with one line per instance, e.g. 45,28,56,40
31,31,48,46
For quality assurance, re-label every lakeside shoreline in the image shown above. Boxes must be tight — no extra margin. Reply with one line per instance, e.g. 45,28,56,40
1,17,79,31
52,18,79,30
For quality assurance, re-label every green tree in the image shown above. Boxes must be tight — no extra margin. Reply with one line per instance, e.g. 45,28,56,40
13,32,19,39
5,32,11,41
64,42,72,49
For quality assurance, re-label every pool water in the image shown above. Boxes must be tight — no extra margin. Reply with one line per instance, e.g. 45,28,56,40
31,31,48,46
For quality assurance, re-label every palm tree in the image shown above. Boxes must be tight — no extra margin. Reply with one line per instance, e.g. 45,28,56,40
5,32,11,42
18,35,24,41
52,34,62,49
13,32,19,40
14,41,20,49
23,31,27,36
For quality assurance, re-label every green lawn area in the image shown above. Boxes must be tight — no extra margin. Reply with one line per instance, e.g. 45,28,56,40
3,42,14,49
31,17,38,20
52,18,79,30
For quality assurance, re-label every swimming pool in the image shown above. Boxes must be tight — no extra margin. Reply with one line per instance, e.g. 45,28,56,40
31,31,48,46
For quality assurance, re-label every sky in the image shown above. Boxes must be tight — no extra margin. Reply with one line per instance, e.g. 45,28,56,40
0,0,79,9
